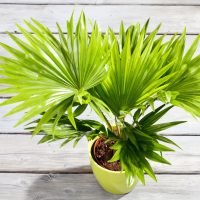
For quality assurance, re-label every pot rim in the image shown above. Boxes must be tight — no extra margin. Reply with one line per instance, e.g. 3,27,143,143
88,137,125,174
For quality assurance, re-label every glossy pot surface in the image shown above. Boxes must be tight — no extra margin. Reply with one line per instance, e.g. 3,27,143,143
88,139,138,194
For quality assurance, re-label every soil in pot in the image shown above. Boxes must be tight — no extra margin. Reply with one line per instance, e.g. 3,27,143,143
92,137,121,171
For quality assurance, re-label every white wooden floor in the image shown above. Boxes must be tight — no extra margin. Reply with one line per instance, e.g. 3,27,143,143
0,0,200,199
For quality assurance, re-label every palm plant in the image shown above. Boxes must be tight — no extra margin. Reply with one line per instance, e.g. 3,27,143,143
0,12,200,186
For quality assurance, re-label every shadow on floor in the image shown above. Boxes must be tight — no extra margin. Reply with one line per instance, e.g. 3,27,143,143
26,166,124,200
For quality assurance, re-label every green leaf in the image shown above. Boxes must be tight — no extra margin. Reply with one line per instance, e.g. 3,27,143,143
146,151,171,165
108,148,121,162
126,129,139,150
136,168,145,185
73,136,82,148
138,152,157,182
33,98,72,135
73,104,87,117
38,135,53,144
139,105,172,127
156,135,181,149
133,128,153,140
153,142,175,152
67,103,77,130
183,35,200,64
89,100,112,130
145,121,186,132
133,108,142,122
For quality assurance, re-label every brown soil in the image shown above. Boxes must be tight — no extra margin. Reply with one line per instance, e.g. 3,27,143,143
92,137,121,171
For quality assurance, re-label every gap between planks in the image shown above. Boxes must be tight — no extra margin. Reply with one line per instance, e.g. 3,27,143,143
0,0,200,6
0,3,200,6
0,32,198,35
0,171,200,175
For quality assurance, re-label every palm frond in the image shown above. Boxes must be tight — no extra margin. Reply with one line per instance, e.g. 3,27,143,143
0,12,110,133
158,34,200,117
94,21,175,118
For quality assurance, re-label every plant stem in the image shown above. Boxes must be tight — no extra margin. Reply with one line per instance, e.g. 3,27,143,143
115,116,121,137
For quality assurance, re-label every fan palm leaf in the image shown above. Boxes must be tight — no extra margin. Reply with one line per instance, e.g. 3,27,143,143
0,12,110,133
93,22,200,119
158,33,200,116
93,22,175,118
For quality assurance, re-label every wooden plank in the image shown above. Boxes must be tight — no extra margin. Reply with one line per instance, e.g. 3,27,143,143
0,134,199,173
0,5,199,34
0,173,199,200
0,0,200,5
0,99,199,134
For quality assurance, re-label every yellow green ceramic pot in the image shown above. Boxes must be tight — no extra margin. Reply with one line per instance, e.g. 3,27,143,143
88,139,138,195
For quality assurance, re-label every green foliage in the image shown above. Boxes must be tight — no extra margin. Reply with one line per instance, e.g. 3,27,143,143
94,24,200,118
27,103,184,185
29,117,103,148
107,104,185,185
94,22,175,117
0,12,200,185
0,12,110,134
158,34,200,117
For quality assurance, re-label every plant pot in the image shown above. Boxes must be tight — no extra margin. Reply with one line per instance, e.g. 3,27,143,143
88,138,138,195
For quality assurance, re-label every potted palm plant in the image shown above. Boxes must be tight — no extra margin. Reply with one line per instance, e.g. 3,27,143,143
0,12,200,195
